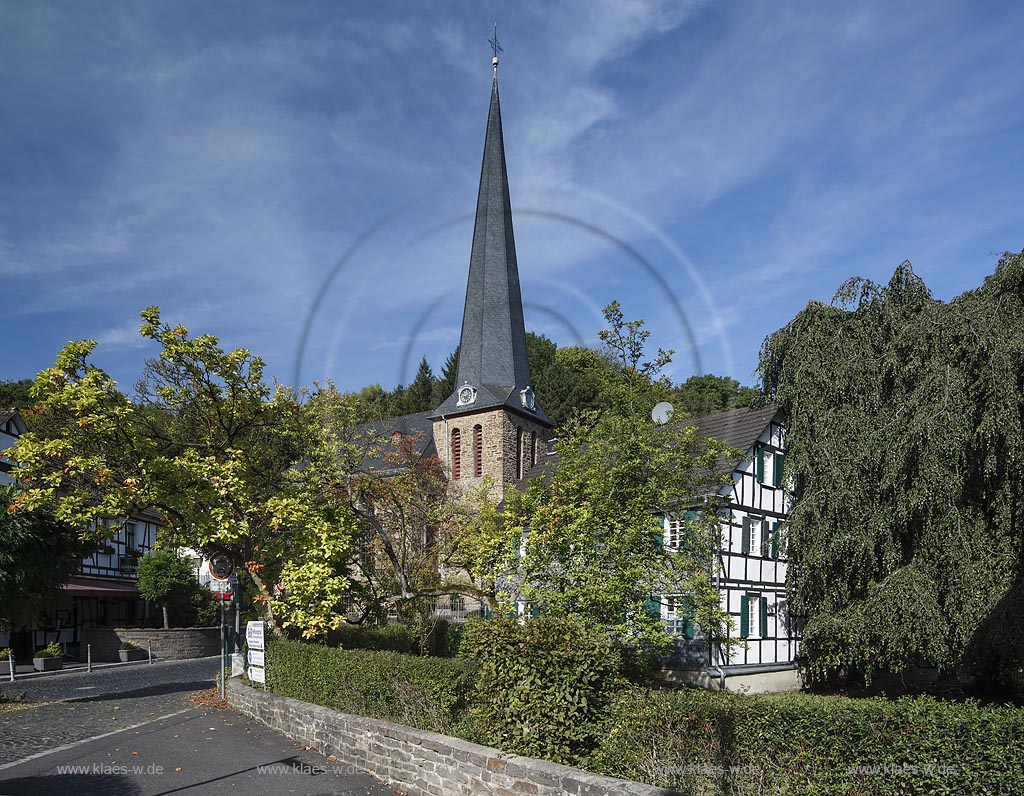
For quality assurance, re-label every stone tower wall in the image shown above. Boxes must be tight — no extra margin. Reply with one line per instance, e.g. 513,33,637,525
432,409,549,502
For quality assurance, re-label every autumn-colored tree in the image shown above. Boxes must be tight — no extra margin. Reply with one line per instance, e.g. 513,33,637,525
10,307,359,638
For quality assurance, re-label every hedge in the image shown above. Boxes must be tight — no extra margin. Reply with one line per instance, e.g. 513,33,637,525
461,616,625,766
590,687,1024,795
264,638,475,734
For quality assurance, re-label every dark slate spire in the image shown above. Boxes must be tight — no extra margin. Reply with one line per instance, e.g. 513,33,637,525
432,68,550,426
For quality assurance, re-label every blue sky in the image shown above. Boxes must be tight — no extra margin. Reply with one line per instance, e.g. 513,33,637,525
2,1,1022,396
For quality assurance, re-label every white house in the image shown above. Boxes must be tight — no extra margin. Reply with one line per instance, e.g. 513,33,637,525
657,405,800,693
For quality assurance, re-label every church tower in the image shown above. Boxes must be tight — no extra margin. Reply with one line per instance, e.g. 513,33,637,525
431,51,552,501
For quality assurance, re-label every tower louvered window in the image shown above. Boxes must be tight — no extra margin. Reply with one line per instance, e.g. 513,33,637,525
451,429,462,479
473,425,483,477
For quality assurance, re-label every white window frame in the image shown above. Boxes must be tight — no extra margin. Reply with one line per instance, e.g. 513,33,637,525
747,592,761,639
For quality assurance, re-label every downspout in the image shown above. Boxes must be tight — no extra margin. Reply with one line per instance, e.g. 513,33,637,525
708,517,727,691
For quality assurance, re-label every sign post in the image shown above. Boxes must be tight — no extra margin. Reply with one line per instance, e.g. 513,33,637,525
245,621,266,686
209,556,235,699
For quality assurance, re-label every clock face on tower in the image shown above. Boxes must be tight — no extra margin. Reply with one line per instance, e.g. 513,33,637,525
457,384,477,407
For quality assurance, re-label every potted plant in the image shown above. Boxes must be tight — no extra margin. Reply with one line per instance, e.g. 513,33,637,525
32,642,63,671
0,648,12,676
118,641,147,663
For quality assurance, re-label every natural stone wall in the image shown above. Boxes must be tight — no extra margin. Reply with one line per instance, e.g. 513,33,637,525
78,627,220,662
435,407,549,502
227,677,680,796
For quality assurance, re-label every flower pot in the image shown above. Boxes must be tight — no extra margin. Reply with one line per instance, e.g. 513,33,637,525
0,660,12,676
119,649,147,663
33,656,63,672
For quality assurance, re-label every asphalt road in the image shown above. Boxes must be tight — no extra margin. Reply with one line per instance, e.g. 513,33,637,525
0,658,397,796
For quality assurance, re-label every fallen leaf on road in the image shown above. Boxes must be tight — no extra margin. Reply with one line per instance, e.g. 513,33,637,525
175,768,182,772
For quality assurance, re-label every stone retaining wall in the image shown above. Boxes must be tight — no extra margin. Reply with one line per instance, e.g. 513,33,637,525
227,677,680,796
78,627,220,662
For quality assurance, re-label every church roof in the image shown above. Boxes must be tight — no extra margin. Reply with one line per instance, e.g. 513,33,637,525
432,71,550,427
357,410,437,472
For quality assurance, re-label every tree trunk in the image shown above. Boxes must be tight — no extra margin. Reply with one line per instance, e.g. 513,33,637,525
161,602,169,630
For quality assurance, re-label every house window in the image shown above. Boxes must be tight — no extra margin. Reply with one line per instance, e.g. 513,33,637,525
665,510,697,551
451,429,461,479
741,516,761,555
740,594,769,639
473,424,483,477
665,595,695,639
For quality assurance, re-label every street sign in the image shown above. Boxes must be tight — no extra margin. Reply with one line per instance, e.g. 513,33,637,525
247,649,265,667
248,665,265,683
245,621,265,651
209,554,234,580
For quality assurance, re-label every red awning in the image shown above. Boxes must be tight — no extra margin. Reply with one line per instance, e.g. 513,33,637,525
61,577,139,597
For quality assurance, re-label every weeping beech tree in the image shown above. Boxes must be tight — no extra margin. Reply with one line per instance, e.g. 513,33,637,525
760,251,1024,684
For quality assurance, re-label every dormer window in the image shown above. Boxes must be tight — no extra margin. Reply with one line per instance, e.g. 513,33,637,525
520,386,535,411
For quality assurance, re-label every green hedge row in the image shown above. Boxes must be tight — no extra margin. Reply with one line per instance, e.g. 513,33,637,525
590,687,1024,795
322,618,463,657
261,625,1024,794
264,638,475,735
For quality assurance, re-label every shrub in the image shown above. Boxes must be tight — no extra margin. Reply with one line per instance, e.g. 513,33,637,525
33,642,62,659
461,616,625,766
265,638,476,734
591,687,1024,795
0,648,11,661
323,619,460,657
119,641,140,651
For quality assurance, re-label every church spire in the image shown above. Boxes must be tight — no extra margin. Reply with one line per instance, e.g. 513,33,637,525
432,48,550,426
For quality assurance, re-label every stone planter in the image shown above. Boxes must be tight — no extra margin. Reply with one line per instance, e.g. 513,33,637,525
119,648,147,663
33,656,63,672
0,660,12,676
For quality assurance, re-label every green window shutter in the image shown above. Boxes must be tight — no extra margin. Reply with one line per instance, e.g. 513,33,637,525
683,510,697,521
761,521,770,557
774,452,785,486
683,597,695,640
759,597,769,637
741,517,751,553
739,595,749,638
531,605,541,618
646,596,661,620
483,605,492,620
755,447,765,483
771,522,779,559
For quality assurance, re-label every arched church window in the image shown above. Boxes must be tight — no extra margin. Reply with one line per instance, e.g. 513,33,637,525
473,425,483,477
451,428,462,479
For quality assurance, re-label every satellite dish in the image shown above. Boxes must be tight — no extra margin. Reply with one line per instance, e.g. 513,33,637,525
651,402,675,425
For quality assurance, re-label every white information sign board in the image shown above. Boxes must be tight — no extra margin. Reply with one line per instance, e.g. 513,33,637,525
245,621,265,651
248,649,265,667
248,665,266,683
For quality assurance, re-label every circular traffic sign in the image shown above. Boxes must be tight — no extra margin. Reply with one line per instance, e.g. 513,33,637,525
208,554,234,580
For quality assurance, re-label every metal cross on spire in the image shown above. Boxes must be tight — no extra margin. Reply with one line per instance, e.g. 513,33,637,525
488,22,502,70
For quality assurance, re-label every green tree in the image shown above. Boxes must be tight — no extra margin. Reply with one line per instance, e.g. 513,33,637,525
430,346,458,408
671,373,759,418
0,379,34,409
404,357,437,414
135,548,197,629
759,252,1024,684
491,303,736,658
0,485,91,633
